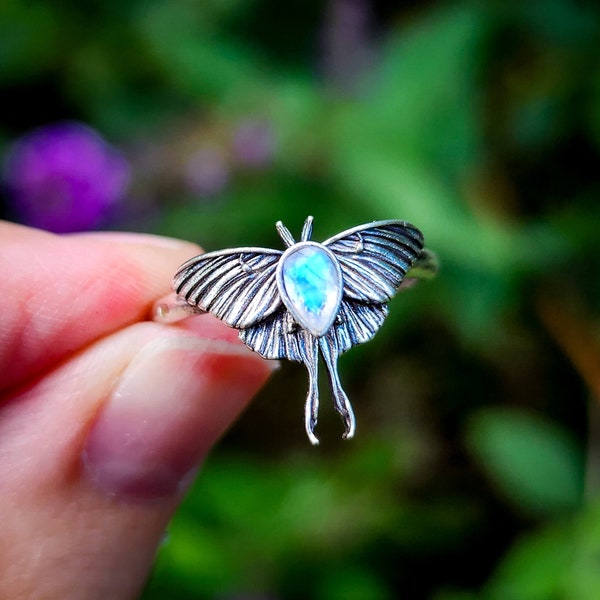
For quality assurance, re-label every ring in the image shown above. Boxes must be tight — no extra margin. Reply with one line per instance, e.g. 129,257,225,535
153,216,438,445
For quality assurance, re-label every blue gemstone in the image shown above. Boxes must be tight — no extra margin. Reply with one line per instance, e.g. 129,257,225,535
279,244,342,336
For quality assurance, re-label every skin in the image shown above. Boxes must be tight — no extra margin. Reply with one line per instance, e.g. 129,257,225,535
0,221,276,599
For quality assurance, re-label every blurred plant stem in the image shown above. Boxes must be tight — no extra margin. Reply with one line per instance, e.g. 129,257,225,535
537,293,600,402
537,292,600,498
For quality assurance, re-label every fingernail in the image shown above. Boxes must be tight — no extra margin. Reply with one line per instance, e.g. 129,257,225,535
83,336,274,500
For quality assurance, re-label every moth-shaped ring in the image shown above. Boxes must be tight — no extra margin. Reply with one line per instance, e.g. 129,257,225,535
153,216,438,445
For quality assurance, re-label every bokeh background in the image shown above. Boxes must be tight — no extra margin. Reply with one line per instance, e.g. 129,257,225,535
2,0,599,598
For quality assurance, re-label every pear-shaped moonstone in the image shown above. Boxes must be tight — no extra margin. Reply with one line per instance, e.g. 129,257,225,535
279,245,342,336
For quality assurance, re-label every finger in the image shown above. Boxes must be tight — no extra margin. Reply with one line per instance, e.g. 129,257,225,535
0,221,202,392
0,317,276,600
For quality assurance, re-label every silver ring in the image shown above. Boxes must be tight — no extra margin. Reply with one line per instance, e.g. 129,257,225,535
153,216,438,445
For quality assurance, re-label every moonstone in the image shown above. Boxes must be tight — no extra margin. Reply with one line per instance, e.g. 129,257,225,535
279,245,342,337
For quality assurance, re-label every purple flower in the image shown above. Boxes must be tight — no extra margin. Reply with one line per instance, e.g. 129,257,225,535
3,122,130,233
184,146,230,198
321,0,374,94
232,119,275,169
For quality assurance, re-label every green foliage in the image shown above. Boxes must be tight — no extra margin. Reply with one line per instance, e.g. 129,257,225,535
465,407,584,516
1,0,598,597
479,499,600,600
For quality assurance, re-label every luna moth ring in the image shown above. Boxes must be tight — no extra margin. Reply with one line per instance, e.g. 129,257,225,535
152,216,438,445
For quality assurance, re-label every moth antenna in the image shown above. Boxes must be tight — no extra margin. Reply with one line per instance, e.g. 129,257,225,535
276,221,296,247
301,215,314,242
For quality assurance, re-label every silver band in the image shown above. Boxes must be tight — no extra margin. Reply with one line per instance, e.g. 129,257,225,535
153,293,204,324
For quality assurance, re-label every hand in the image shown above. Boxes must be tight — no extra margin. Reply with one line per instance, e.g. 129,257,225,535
0,221,275,599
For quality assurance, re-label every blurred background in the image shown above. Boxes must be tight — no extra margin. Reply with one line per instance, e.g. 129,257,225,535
1,0,599,598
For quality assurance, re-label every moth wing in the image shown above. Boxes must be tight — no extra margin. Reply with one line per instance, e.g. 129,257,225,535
239,309,305,361
324,221,424,303
329,300,389,354
174,248,283,329
240,300,389,359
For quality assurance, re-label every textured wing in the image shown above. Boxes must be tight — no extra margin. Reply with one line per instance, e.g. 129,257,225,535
239,300,388,359
239,309,305,361
329,300,389,354
174,248,283,329
324,221,424,303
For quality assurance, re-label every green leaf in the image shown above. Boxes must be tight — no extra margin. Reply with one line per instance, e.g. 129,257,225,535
484,500,600,600
0,0,62,84
465,407,584,516
315,566,393,600
485,520,575,600
136,0,263,101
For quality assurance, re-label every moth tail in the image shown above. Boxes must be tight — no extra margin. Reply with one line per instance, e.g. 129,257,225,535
303,335,320,445
319,336,356,440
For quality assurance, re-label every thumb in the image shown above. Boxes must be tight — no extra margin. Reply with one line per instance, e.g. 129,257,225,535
0,319,275,599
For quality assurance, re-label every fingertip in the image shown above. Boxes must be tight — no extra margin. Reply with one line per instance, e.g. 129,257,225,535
82,333,275,500
0,226,203,391
73,230,203,256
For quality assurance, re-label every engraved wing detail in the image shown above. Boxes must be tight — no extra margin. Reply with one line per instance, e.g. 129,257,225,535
324,221,424,303
330,300,389,354
174,221,423,359
240,299,389,360
173,248,282,329
239,310,305,361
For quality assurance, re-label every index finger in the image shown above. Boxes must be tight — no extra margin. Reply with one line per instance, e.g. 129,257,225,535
0,221,201,392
